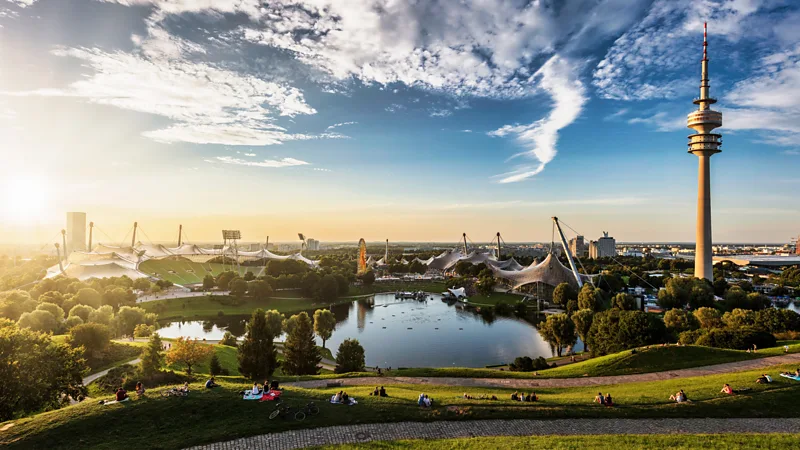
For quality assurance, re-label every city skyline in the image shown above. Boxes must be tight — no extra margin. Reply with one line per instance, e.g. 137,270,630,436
1,0,799,245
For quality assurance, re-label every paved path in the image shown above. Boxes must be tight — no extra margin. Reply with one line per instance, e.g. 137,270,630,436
185,418,800,450
286,352,800,390
83,359,141,386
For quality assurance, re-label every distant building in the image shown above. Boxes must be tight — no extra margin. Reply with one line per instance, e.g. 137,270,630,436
589,232,616,259
66,212,86,253
568,235,586,257
306,238,320,251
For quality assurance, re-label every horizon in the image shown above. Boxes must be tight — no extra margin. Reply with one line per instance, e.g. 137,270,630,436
1,0,799,246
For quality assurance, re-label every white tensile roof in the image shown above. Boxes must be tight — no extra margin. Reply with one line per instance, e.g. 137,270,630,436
490,252,590,289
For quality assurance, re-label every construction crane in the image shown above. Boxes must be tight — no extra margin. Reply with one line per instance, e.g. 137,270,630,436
552,217,584,289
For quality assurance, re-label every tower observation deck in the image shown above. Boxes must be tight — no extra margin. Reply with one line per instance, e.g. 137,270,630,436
688,22,722,281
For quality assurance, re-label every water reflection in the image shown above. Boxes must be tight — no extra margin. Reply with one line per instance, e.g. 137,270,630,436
157,293,581,367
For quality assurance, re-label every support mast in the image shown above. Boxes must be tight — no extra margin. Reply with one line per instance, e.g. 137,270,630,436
88,222,94,250
552,217,583,289
131,222,138,248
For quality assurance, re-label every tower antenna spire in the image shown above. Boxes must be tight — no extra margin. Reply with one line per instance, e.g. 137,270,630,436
703,21,707,61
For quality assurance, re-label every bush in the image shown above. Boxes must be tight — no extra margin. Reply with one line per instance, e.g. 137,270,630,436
209,354,223,376
133,323,154,338
508,356,550,372
95,364,138,393
219,331,238,347
17,309,59,333
64,315,84,330
678,329,706,346
694,327,776,350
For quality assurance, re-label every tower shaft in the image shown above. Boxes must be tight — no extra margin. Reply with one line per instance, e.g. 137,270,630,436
695,154,713,280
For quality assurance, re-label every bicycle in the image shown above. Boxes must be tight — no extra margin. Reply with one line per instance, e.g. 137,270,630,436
294,401,319,421
161,387,188,398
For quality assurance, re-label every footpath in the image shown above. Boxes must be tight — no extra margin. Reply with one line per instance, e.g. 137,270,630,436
185,417,800,450
285,352,800,390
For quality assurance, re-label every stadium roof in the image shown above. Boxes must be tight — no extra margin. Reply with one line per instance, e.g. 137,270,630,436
713,255,800,267
490,252,590,289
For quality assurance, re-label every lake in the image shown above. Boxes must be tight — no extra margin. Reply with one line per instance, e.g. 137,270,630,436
157,293,583,368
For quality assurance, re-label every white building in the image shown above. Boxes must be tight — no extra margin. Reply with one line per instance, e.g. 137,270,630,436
66,212,86,253
306,238,320,251
589,232,617,259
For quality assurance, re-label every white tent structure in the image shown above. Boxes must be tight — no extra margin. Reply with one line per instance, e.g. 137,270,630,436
490,252,591,290
46,248,148,281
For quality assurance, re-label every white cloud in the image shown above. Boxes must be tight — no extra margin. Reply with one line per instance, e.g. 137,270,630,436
326,121,357,131
5,0,37,7
604,108,629,121
429,108,452,118
385,104,405,113
488,56,587,183
244,153,256,157
441,196,647,210
211,156,309,168
460,129,472,133
626,112,686,132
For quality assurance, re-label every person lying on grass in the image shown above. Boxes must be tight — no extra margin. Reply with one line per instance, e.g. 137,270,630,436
721,383,751,395
669,390,688,403
180,382,190,394
756,374,772,384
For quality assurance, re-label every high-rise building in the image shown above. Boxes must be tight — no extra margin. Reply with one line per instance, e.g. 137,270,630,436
568,235,586,257
306,238,320,251
687,22,722,281
66,212,86,253
589,232,616,259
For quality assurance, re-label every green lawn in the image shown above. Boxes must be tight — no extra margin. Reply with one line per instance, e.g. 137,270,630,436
138,259,255,286
311,435,800,450
142,295,353,320
465,291,525,306
4,360,800,449
166,344,241,376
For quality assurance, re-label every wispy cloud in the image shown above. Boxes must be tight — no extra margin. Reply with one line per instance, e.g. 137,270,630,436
489,56,587,183
385,104,405,113
781,150,800,156
604,108,629,121
441,196,647,210
429,108,452,118
210,156,309,168
326,121,357,131
627,112,685,132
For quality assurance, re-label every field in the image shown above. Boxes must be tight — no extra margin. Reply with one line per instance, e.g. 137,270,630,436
4,359,800,449
138,259,256,286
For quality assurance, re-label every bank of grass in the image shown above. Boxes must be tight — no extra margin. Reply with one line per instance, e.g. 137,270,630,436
464,291,525,306
141,295,353,320
165,344,241,376
312,434,800,450
4,361,800,450
272,343,800,381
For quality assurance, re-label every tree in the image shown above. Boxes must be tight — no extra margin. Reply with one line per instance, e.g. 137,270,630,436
313,309,336,348
64,315,84,330
586,309,665,356
219,331,238,347
248,280,273,301
139,333,163,377
537,313,576,357
216,271,237,290
693,307,723,330
361,270,375,286
237,309,283,380
202,275,216,291
0,323,86,421
132,278,151,292
37,302,65,321
713,278,729,297
68,304,94,322
334,338,366,373
230,278,248,298
722,308,756,329
571,309,594,353
133,323,154,338
475,274,495,296
613,292,637,310
315,274,339,301
0,290,38,321
243,271,256,281
209,354,223,376
74,288,102,309
664,308,699,336
18,309,59,333
552,282,577,306
282,312,321,375
68,323,111,360
658,277,714,310
578,284,603,311
723,286,749,310
102,287,136,309
88,305,114,327
334,273,349,296
166,337,214,376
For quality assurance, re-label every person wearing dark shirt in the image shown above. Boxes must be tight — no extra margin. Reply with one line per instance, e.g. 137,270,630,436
115,387,128,402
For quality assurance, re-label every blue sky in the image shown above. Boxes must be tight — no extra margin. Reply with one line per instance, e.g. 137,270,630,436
0,0,798,245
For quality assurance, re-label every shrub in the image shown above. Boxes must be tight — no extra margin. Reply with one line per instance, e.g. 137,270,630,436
694,327,776,350
508,356,550,372
334,338,366,374
678,329,706,346
18,309,59,333
219,331,238,347
133,323,154,338
209,354,223,376
64,315,84,330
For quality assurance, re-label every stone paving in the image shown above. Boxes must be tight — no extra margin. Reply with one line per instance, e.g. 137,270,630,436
185,418,800,450
285,352,800,390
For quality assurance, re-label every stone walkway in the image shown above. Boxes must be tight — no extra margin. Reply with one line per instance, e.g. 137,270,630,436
286,353,800,390
185,418,800,450
83,358,141,385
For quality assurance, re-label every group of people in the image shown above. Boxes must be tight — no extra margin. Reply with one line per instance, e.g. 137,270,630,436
332,391,354,405
511,392,537,402
248,380,278,395
594,392,613,406
369,386,388,397
780,368,800,377
462,393,498,400
418,393,433,407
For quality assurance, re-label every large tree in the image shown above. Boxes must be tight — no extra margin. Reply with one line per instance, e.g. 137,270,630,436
139,333,164,377
693,307,723,329
612,293,637,311
664,308,699,336
68,322,111,360
334,338,366,373
282,312,321,375
315,274,339,302
237,309,283,380
552,282,577,306
577,284,603,311
166,337,214,376
0,323,87,421
571,309,594,353
74,288,102,309
17,309,59,333
537,313,576,357
313,309,336,348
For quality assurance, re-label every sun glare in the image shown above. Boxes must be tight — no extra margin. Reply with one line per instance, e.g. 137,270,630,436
1,176,51,224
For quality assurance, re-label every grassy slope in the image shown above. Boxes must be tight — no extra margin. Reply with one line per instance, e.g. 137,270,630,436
311,435,800,450
166,344,241,376
4,361,800,449
465,291,525,306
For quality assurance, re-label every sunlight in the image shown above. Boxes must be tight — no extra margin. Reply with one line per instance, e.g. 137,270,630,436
1,176,51,224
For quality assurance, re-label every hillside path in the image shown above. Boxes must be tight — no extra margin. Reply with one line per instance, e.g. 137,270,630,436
83,359,141,386
185,418,800,450
284,352,800,390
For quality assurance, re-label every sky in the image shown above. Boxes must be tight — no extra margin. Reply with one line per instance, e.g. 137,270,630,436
0,0,798,247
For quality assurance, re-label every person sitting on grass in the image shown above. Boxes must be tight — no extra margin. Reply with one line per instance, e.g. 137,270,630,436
379,386,387,397
721,384,735,395
511,392,519,401
530,392,538,402
594,392,604,405
756,374,772,384
205,377,219,389
669,389,688,403
341,392,350,405
423,394,432,408
180,382,190,394
604,393,614,406
418,393,425,406
333,391,342,403
463,393,472,399
115,387,129,402
370,387,380,396
251,383,261,395
135,382,145,396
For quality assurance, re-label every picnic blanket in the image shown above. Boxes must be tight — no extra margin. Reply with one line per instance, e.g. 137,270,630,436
259,390,282,402
330,395,358,405
102,397,130,406
780,374,800,381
